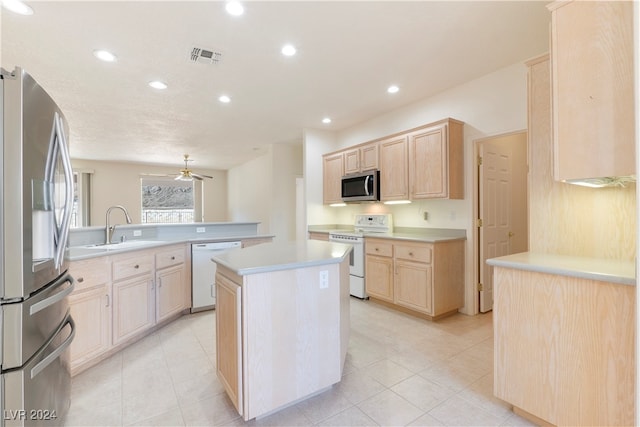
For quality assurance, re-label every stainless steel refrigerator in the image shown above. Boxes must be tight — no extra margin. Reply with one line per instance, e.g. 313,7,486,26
1,67,76,427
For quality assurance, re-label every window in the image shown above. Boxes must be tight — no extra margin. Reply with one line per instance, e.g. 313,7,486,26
141,177,194,223
71,170,92,228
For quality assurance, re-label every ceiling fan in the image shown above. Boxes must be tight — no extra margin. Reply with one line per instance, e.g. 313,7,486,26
173,154,213,181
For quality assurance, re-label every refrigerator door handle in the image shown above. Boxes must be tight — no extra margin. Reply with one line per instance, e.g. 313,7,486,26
51,112,74,270
30,314,75,379
29,274,75,316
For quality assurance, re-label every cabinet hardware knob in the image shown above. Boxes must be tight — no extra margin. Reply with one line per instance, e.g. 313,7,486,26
171,256,175,260
134,264,139,269
77,277,84,283
375,248,379,251
105,294,110,307
409,252,414,256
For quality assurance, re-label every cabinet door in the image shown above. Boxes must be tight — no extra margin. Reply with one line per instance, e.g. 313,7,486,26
379,135,408,201
156,265,187,323
409,125,448,199
216,273,243,415
69,285,111,372
365,254,393,302
343,148,360,175
550,1,634,181
112,274,154,346
360,144,378,171
395,260,433,315
322,153,344,204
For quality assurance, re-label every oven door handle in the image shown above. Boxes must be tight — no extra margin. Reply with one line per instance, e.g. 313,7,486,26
31,314,76,379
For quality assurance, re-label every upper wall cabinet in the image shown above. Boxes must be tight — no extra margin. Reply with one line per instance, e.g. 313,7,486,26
379,135,409,201
322,152,344,204
344,143,379,175
408,119,464,199
548,0,635,183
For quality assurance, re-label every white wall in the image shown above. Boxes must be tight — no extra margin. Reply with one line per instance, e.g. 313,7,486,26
227,143,303,241
71,159,227,225
304,61,532,315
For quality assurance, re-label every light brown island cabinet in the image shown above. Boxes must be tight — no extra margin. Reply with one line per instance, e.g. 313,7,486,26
491,264,634,426
214,241,351,421
408,119,464,199
365,238,464,320
68,256,112,374
322,152,344,204
379,135,409,201
548,0,635,182
344,142,378,175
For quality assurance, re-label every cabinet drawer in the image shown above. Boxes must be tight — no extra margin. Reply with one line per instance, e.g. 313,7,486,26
70,257,111,291
112,254,153,281
156,246,185,270
365,240,393,257
394,243,432,263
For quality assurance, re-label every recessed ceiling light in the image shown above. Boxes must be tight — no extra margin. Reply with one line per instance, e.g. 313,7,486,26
225,1,244,16
148,81,168,90
322,117,332,124
2,0,33,15
93,50,117,62
219,95,231,103
387,85,400,94
281,44,297,57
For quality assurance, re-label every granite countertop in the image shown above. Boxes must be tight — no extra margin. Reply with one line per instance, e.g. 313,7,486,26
212,240,352,276
486,252,636,286
308,225,466,243
67,234,275,261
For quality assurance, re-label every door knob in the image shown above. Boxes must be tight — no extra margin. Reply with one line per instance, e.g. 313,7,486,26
508,231,514,237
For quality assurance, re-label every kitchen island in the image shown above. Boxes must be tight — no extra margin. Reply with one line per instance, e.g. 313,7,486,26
212,240,352,421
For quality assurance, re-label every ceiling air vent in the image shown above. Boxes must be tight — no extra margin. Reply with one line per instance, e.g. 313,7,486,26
189,47,222,65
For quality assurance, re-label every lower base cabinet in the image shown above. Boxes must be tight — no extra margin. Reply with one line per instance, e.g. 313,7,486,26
493,267,634,426
156,264,188,323
68,284,111,371
112,274,155,346
365,238,464,319
215,273,242,413
69,243,190,375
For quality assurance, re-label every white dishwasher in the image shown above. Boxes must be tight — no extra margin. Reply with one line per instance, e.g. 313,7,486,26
191,241,241,312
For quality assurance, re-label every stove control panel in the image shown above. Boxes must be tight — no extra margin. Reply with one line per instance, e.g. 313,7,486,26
354,214,393,233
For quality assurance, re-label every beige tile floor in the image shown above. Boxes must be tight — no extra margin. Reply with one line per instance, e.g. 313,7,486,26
64,298,535,427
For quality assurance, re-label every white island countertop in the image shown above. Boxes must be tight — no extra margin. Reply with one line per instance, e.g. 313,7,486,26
212,240,353,276
487,252,635,286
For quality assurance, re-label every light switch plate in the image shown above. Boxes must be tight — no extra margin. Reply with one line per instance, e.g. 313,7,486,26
133,230,142,237
196,227,206,233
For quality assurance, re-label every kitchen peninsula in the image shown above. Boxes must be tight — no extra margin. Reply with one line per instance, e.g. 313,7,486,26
488,252,635,426
212,240,352,421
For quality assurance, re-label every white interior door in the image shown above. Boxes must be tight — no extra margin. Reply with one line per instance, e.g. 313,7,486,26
479,141,512,313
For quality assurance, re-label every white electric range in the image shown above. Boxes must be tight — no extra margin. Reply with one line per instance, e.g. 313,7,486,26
329,214,393,298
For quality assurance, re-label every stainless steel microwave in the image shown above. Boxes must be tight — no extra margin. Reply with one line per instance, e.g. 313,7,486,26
341,170,380,202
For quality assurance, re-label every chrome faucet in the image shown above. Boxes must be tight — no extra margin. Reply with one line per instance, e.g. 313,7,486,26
105,205,132,244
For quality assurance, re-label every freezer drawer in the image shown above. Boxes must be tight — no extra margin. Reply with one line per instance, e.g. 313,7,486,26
2,312,75,427
1,274,74,370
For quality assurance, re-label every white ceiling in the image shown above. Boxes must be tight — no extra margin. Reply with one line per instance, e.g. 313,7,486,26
1,1,550,171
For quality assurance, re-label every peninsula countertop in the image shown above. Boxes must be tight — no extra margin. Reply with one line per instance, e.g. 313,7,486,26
211,240,353,276
487,252,635,286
